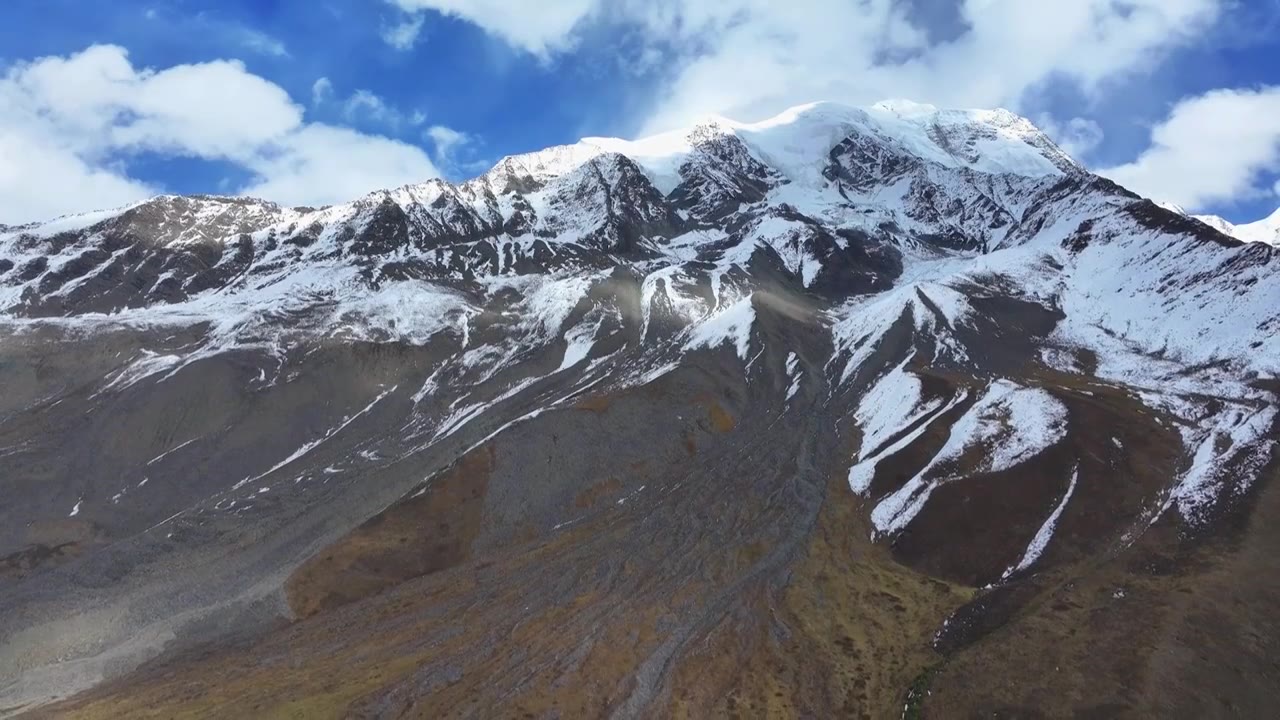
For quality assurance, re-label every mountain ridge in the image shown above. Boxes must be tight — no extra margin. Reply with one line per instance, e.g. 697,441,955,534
2,100,1077,236
1192,205,1280,246
2,98,1278,718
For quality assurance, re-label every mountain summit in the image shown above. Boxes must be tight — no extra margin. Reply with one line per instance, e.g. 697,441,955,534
2,101,1278,718
1192,205,1280,246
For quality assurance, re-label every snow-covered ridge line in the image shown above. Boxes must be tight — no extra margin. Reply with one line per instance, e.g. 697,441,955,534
3,99,1073,237
1190,206,1280,247
565,99,1073,192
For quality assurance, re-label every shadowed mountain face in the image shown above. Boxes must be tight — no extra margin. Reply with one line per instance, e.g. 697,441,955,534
1,101,1278,719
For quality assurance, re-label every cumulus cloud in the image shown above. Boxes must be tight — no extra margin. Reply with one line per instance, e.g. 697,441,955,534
242,125,438,207
384,0,1222,133
0,130,156,225
0,45,439,224
647,0,1223,133
388,0,596,56
1099,87,1280,210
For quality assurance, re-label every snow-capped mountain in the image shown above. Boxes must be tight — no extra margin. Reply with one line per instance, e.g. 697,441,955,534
2,101,1278,718
1192,206,1280,246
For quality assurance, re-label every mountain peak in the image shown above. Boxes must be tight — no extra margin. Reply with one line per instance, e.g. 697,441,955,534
869,98,940,115
1186,205,1280,246
533,100,1077,196
1233,205,1280,245
4,86,1280,719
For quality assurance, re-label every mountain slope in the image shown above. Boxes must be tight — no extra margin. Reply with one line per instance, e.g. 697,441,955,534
1192,206,1280,246
1,101,1278,719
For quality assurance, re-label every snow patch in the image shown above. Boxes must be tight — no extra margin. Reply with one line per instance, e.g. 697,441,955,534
870,381,1068,537
853,355,941,456
558,317,601,372
847,391,967,495
684,296,755,361
785,352,802,401
1004,466,1079,578
830,281,973,384
1166,404,1277,523
100,351,183,393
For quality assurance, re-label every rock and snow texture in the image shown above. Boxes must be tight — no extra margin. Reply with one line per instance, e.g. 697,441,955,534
684,296,756,361
847,390,967,496
1,98,1277,584
0,98,1273,472
830,280,974,384
4,97,1280,715
869,381,1070,538
853,356,934,455
1165,403,1278,523
1190,206,1280,246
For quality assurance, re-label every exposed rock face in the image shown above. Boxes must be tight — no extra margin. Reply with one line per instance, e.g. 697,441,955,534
1,101,1278,718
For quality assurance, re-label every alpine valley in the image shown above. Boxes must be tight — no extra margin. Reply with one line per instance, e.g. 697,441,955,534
2,100,1278,719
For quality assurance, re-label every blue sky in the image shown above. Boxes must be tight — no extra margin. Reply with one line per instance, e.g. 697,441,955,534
2,0,1279,225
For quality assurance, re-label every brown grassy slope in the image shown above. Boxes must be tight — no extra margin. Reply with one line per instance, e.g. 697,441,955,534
25,364,1280,719
286,446,494,619
663,468,972,720
922,424,1280,718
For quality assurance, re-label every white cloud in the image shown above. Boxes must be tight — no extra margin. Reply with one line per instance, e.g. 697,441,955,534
242,125,438,207
426,125,468,155
106,60,303,157
330,87,423,129
388,0,595,56
425,124,486,175
382,0,1223,135
1036,115,1104,160
1099,87,1280,210
312,77,333,106
141,8,290,59
635,0,1223,133
0,129,156,225
312,77,426,131
344,89,398,123
382,13,426,51
235,28,290,58
0,45,440,224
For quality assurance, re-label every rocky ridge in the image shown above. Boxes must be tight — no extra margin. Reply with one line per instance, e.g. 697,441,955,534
1,100,1278,718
